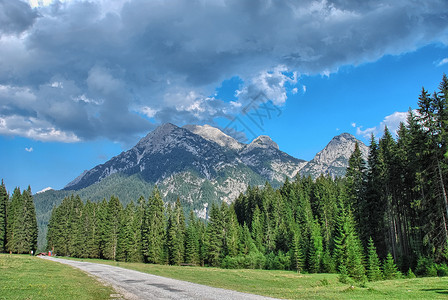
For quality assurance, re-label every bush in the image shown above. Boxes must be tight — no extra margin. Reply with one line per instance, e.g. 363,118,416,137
406,268,416,279
416,257,437,277
436,264,448,277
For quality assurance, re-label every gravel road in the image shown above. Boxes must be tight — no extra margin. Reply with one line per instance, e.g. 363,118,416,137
40,256,278,300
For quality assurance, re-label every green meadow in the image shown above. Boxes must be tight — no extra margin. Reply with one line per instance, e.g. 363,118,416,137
0,254,116,300
60,256,448,299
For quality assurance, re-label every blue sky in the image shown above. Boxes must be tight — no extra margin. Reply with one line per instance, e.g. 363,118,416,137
1,0,448,193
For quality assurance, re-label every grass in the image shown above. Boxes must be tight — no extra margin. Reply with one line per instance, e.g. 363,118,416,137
0,254,117,300
58,256,448,299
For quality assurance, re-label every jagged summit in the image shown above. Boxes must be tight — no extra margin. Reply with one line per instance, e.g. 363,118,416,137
299,132,369,178
249,135,279,150
183,124,244,150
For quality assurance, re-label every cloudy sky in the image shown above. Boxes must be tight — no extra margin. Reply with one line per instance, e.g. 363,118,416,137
1,0,448,192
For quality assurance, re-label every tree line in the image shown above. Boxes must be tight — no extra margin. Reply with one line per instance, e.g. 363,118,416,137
0,181,38,254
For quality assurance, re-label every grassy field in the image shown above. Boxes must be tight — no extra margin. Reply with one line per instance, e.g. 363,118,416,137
59,257,448,299
0,254,117,300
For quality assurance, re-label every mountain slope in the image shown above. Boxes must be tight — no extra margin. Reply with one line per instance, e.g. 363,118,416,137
299,133,369,178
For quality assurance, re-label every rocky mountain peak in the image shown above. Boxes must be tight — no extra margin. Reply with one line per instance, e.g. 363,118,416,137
298,132,369,178
248,135,279,150
183,124,244,150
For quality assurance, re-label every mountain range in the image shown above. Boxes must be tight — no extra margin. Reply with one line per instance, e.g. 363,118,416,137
34,123,367,247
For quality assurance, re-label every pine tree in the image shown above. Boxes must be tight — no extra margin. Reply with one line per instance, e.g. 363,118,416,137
366,237,383,281
206,203,225,266
6,188,22,253
141,186,165,264
103,196,122,260
166,199,185,265
382,252,399,280
0,180,8,252
308,219,323,273
185,210,200,265
291,231,305,273
333,191,366,282
251,205,264,253
345,142,367,245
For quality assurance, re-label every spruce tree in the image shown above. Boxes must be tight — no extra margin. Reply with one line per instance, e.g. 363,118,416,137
185,210,199,265
382,252,399,280
0,180,8,252
366,237,383,281
103,196,122,260
333,192,366,282
308,219,323,273
141,186,165,264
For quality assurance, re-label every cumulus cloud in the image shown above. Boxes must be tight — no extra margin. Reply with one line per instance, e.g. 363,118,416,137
356,111,412,138
0,0,447,143
437,58,448,67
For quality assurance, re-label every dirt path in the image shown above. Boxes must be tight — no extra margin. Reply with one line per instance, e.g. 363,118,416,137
40,257,277,300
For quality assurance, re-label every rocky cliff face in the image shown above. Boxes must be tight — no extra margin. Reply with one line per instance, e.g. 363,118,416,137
299,133,369,178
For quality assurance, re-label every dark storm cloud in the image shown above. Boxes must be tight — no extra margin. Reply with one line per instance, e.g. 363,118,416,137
0,0,447,143
0,0,38,36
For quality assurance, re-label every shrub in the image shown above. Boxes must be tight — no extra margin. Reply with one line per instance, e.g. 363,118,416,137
406,268,416,279
416,257,437,277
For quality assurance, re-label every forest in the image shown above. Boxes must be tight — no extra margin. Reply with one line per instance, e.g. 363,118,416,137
0,183,38,255
1,75,448,283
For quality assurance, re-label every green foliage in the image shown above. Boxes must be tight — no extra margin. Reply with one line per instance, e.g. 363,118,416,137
382,253,399,280
406,268,416,279
366,237,383,281
5,186,38,254
141,186,165,264
0,180,8,252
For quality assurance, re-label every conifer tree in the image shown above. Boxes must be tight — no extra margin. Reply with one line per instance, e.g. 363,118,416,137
185,210,200,265
0,180,8,252
6,188,22,253
207,203,225,266
382,252,399,280
142,186,166,264
345,142,367,244
333,192,366,282
103,196,123,260
166,199,185,265
308,219,323,273
291,231,305,273
251,205,264,253
366,237,383,281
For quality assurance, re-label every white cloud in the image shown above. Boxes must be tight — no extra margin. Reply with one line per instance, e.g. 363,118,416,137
25,147,33,152
356,111,412,138
138,106,157,118
437,58,448,67
351,122,356,128
235,65,298,106
0,115,80,143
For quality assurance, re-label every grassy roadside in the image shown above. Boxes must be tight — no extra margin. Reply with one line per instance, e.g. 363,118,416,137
0,254,117,300
58,256,448,299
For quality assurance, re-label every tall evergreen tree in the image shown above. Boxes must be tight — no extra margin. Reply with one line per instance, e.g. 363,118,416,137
366,237,383,281
185,210,200,265
103,196,123,260
0,180,8,252
141,186,165,264
333,192,366,282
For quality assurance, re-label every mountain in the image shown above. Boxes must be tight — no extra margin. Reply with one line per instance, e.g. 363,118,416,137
63,123,306,205
33,125,367,249
299,133,369,178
